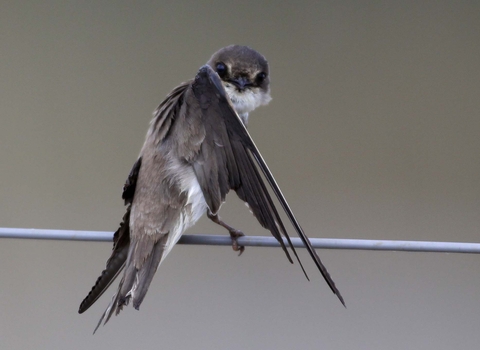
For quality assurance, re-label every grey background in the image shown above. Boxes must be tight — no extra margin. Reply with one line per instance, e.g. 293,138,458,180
1,1,479,349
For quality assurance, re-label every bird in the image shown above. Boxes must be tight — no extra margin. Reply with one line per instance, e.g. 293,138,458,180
78,45,344,332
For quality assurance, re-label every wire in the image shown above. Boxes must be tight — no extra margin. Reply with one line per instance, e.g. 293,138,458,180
1,227,479,254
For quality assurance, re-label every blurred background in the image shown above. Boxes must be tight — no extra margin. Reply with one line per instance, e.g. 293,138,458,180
1,1,479,349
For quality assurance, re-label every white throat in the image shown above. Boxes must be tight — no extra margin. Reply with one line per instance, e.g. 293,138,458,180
223,83,271,126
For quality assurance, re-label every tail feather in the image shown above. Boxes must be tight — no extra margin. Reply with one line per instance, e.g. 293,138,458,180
132,235,169,309
93,278,125,334
93,233,170,332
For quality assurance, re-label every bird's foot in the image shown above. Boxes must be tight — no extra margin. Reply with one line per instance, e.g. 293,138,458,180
228,229,245,256
207,211,246,256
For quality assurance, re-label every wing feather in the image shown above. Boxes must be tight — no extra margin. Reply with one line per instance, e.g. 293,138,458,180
190,65,345,306
79,83,192,315
78,157,142,314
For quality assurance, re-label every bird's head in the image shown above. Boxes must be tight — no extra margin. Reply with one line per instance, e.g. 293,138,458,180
207,45,272,124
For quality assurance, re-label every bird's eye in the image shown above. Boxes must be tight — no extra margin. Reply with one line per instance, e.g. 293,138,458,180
256,72,267,83
216,62,227,77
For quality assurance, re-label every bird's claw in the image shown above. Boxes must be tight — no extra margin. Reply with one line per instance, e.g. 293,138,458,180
229,229,245,256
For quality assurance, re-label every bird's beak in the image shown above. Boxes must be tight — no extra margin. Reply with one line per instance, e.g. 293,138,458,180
230,76,251,91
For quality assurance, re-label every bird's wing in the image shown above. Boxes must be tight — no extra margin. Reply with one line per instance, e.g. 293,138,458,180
78,157,141,314
78,82,191,315
91,83,193,331
188,65,345,306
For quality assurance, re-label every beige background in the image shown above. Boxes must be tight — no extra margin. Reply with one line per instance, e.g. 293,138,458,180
1,1,479,349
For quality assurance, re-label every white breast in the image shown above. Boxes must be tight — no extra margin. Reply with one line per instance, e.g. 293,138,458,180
161,160,207,258
181,167,208,226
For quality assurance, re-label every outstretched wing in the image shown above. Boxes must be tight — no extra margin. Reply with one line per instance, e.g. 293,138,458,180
189,65,345,306
78,157,141,314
